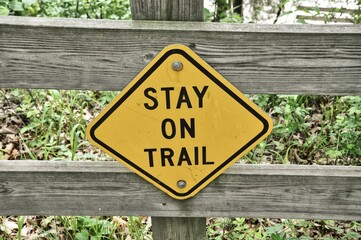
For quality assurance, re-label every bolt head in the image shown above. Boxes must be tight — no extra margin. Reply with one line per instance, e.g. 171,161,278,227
177,180,186,188
172,61,183,71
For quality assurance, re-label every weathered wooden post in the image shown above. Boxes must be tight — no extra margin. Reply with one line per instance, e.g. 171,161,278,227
130,0,206,239
131,0,204,21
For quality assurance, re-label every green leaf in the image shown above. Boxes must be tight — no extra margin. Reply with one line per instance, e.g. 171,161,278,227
233,217,245,225
75,229,90,240
271,233,286,240
281,10,293,17
254,232,263,239
345,231,360,239
349,106,361,115
266,224,283,235
22,0,35,5
9,0,24,11
325,149,343,158
297,18,307,24
313,7,321,15
0,6,9,15
238,233,245,239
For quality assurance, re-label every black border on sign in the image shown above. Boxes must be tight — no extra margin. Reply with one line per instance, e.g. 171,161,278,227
89,48,270,197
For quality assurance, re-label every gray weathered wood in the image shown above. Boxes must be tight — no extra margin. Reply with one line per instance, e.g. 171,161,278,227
152,217,206,239
131,0,204,21
131,1,206,237
297,6,356,15
0,16,360,95
297,15,353,23
1,160,361,220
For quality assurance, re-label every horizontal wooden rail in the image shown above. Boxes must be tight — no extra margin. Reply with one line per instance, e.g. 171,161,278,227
1,160,361,220
0,16,360,95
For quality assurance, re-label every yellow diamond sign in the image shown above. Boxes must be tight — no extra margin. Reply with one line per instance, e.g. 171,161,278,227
86,44,273,200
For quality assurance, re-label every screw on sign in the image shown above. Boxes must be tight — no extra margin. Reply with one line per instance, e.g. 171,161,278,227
86,44,273,200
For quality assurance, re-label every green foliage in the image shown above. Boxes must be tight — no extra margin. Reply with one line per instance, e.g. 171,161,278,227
207,0,243,23
326,96,361,162
243,95,361,165
41,216,127,239
220,12,243,23
57,216,117,239
127,216,152,240
7,89,117,160
0,0,131,19
351,0,361,23
296,0,361,24
213,0,230,22
207,218,361,239
1,91,361,240
0,216,151,239
16,216,25,240
273,0,291,23
2,90,360,164
204,0,360,24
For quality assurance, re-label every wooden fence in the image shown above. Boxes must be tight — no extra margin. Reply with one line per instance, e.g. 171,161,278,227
0,1,361,239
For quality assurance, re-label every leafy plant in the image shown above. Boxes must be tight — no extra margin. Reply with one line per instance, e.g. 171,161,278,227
206,218,361,240
0,0,131,19
127,216,151,240
16,216,25,240
1,89,117,161
207,0,243,23
242,95,361,165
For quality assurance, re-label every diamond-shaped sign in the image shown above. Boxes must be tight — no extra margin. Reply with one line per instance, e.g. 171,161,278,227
86,44,272,200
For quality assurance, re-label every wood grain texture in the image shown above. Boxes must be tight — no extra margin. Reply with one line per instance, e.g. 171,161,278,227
131,0,204,21
131,3,208,235
131,3,207,236
152,217,206,240
1,160,361,220
0,17,360,94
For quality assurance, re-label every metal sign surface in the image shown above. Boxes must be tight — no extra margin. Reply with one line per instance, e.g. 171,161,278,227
87,44,273,199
